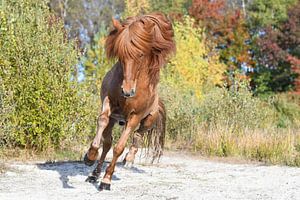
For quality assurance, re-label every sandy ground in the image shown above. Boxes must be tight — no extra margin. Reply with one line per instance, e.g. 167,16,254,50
0,150,300,200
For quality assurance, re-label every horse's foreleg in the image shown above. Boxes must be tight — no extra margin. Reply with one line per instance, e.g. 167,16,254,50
84,96,111,166
99,115,140,191
123,111,159,166
86,119,114,183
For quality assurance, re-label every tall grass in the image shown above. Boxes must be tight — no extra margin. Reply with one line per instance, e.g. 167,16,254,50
160,82,300,166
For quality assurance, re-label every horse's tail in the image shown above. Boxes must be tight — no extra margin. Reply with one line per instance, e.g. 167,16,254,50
146,98,166,163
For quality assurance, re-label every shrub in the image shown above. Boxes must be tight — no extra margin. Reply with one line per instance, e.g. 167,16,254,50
269,94,300,128
0,0,90,150
161,82,300,166
199,83,276,130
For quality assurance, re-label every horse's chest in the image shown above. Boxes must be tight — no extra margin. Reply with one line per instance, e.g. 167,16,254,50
110,96,153,125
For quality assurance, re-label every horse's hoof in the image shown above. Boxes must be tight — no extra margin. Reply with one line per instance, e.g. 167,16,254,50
99,182,110,191
83,153,95,166
122,153,134,167
99,182,111,191
85,175,99,183
122,156,127,166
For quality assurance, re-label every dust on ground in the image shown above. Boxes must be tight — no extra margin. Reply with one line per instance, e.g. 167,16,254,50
0,150,299,200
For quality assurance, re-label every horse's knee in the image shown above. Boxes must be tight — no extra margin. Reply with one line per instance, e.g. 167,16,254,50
97,115,109,127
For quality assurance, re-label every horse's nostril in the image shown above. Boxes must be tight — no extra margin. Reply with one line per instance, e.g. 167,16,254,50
130,89,136,96
122,89,130,97
122,88,135,98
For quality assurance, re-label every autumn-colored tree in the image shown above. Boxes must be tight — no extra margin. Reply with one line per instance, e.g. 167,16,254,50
217,10,252,69
189,0,253,81
189,0,225,32
251,1,300,94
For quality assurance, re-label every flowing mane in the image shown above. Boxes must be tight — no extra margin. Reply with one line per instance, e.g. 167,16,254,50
105,13,176,84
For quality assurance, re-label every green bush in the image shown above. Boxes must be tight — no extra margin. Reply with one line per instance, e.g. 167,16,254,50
160,81,276,142
159,83,202,143
160,81,300,165
200,84,276,130
0,0,91,150
269,94,300,128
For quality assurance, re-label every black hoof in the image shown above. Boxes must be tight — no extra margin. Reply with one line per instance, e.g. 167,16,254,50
99,182,111,191
85,175,99,183
83,153,95,166
122,156,127,166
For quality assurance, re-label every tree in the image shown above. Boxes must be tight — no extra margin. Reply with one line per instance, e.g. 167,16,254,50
247,0,297,30
162,17,226,98
251,1,300,94
189,0,253,82
149,0,190,19
123,0,150,17
49,0,125,47
189,0,226,32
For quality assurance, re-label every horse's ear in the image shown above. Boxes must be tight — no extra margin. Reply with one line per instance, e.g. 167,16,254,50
112,17,122,30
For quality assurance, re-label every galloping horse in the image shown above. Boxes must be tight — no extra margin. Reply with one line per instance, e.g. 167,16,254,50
83,13,176,191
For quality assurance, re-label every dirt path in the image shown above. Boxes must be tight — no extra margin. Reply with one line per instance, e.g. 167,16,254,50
0,151,299,200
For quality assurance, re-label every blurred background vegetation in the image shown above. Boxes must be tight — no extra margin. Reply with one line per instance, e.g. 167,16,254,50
0,0,300,166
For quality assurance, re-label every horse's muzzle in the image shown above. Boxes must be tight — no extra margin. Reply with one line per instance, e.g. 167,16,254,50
122,88,136,98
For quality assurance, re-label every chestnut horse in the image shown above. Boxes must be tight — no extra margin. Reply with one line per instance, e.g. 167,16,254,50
83,13,175,191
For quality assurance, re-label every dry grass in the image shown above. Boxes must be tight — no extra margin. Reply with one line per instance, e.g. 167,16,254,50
0,162,8,174
0,146,85,163
165,127,300,166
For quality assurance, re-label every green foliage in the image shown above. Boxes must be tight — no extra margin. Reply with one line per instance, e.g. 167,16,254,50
77,28,117,141
123,0,150,17
269,94,300,128
0,0,90,150
247,0,297,29
161,80,268,140
159,83,201,142
149,0,189,15
200,84,276,130
82,27,114,94
161,80,300,166
250,1,300,94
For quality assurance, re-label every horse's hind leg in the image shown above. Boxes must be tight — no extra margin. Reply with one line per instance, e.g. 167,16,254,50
84,96,111,166
122,131,144,167
86,119,115,183
123,111,159,166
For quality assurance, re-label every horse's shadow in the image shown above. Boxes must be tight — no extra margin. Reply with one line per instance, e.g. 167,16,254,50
36,160,145,190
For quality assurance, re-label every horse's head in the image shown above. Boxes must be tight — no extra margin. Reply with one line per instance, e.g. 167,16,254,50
105,13,176,98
